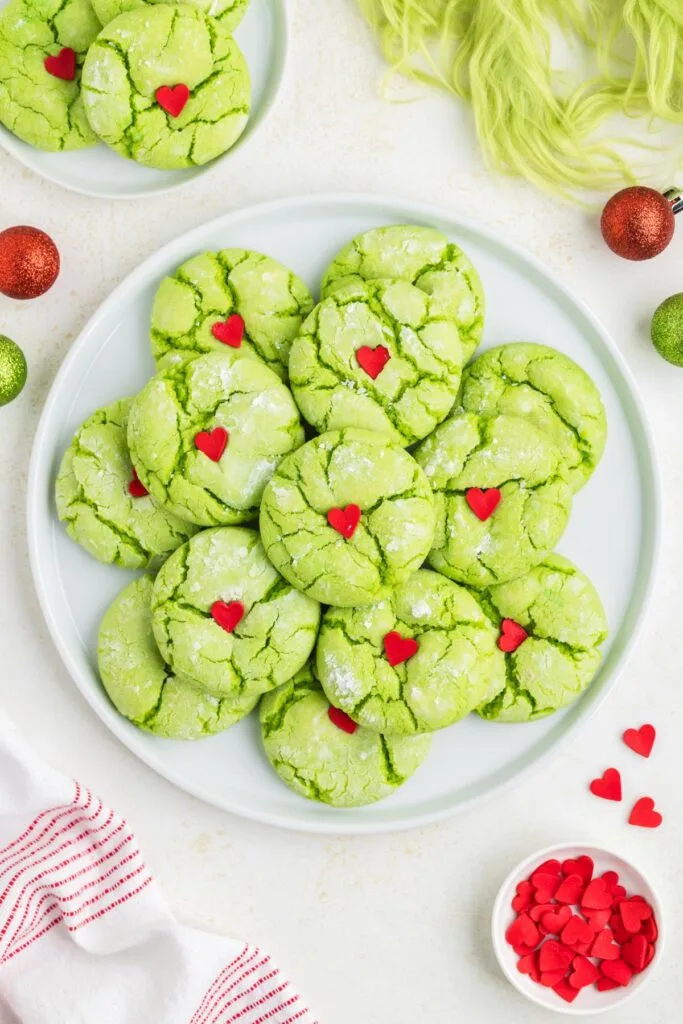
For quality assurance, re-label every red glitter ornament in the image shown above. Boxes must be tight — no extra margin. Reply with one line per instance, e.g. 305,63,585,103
600,187,681,261
0,226,60,300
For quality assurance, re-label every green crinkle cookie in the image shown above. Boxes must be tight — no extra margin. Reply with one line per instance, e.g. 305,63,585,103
288,278,463,447
316,569,505,736
150,249,314,380
259,429,436,607
260,662,432,807
92,0,249,32
55,398,197,569
321,225,485,363
98,576,257,739
0,0,100,151
476,554,608,723
127,351,304,527
459,343,607,492
151,526,321,698
414,411,573,588
81,5,250,170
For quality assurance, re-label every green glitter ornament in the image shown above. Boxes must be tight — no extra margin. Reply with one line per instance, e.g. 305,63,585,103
0,335,27,405
651,294,683,367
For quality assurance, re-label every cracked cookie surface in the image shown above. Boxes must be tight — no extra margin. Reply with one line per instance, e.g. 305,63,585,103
259,429,435,607
476,554,608,722
150,248,314,379
56,398,197,569
0,0,100,151
260,661,432,807
98,576,257,738
415,411,573,588
92,0,249,32
460,343,607,492
321,225,485,363
316,569,505,736
288,278,463,446
151,526,321,697
81,4,250,169
127,351,304,527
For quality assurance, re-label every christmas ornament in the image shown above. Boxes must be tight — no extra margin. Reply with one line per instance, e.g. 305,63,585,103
0,226,60,300
651,293,683,366
600,187,682,260
0,335,27,406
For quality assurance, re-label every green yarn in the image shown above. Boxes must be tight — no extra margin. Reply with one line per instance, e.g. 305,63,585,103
357,0,683,197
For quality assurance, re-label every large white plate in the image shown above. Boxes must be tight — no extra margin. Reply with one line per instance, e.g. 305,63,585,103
27,194,661,834
0,0,286,199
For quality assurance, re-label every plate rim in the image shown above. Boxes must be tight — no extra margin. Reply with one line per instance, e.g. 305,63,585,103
0,0,288,200
26,191,663,834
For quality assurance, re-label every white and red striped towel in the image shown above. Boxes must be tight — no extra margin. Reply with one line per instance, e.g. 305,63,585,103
0,712,316,1024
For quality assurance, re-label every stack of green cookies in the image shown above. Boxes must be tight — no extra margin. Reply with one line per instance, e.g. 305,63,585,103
56,224,609,810
0,0,251,169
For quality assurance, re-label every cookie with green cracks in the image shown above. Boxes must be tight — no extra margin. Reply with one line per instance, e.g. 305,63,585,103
316,569,505,736
288,278,463,447
150,249,314,380
414,411,573,588
151,526,321,698
260,662,432,807
477,554,608,723
128,350,304,527
259,429,435,607
55,398,197,569
321,225,485,363
98,576,258,739
0,0,100,151
92,0,249,32
460,343,607,492
81,5,250,170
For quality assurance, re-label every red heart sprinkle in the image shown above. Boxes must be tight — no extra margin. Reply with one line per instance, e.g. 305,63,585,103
517,952,540,983
600,958,633,987
211,313,245,348
541,905,572,935
621,933,649,972
568,955,600,990
596,977,620,992
560,916,593,950
628,797,662,829
643,942,655,969
465,487,501,521
599,870,620,892
506,913,540,950
641,916,658,943
585,908,612,932
561,855,594,884
553,979,580,1003
540,969,567,988
589,767,622,802
534,859,562,877
623,723,656,758
128,468,149,498
538,940,574,974
620,899,652,933
328,707,358,734
356,344,390,379
44,47,76,81
590,927,620,960
384,631,419,667
529,903,556,923
498,618,529,653
155,83,190,117
554,874,584,905
609,914,632,945
194,426,228,462
327,504,362,539
210,600,244,634
581,878,613,910
530,870,561,893
511,881,534,914
513,943,538,957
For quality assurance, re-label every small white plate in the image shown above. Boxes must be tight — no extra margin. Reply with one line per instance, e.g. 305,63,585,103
0,0,287,199
27,193,661,834
492,843,664,1014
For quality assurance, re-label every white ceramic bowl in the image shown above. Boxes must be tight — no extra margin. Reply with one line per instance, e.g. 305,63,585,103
491,843,664,1015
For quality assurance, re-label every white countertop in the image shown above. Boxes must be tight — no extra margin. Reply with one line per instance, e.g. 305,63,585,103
1,2,682,1021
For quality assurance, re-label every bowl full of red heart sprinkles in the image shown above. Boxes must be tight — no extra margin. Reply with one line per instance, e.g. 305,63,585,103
492,844,663,1014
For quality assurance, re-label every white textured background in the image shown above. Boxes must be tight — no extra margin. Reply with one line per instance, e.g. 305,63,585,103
1,2,682,1021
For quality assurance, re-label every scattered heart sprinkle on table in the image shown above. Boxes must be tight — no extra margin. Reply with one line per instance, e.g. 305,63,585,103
589,768,622,802
623,724,656,758
498,619,528,654
211,313,245,348
356,344,390,379
194,426,228,462
383,631,419,667
211,600,245,634
465,487,501,521
505,855,658,1004
155,84,190,118
327,504,361,539
628,797,663,829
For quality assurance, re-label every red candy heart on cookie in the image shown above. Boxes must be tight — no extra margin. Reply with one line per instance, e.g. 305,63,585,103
195,427,228,462
44,47,76,81
156,84,190,117
211,313,245,348
328,707,358,734
128,468,149,498
356,345,390,379
383,631,419,667
498,619,528,653
211,601,244,634
465,487,501,521
327,504,361,539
